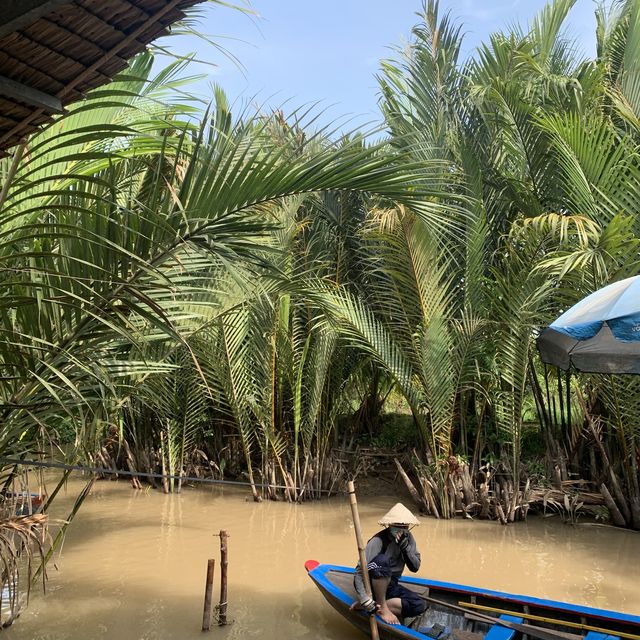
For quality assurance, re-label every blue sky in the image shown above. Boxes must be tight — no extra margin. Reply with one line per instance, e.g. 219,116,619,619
161,0,599,130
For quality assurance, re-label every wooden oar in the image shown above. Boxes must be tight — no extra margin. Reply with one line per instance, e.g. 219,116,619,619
422,595,583,640
348,480,380,640
461,601,640,640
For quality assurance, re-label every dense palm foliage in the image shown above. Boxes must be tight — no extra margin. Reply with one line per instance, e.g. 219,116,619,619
366,0,640,524
3,9,640,617
0,48,453,493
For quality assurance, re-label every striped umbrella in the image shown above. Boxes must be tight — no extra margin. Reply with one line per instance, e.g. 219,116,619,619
537,275,640,373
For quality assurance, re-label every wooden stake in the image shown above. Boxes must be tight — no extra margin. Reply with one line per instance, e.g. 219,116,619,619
218,530,228,625
201,559,215,631
347,480,380,640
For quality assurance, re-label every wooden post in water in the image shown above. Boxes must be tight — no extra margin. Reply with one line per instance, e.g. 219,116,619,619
218,530,229,625
201,559,215,631
347,481,380,640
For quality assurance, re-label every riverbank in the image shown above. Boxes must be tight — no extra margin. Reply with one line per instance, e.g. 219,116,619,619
6,475,640,640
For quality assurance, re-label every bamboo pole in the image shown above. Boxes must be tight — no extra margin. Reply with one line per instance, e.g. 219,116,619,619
159,431,169,494
464,612,581,640
422,595,582,640
461,600,640,640
202,559,215,631
347,480,380,640
218,530,228,625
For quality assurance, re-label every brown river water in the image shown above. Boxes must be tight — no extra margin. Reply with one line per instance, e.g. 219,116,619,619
6,476,640,640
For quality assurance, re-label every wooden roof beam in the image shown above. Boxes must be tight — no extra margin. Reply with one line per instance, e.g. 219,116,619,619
0,1,74,40
0,0,194,149
0,74,63,113
58,0,186,100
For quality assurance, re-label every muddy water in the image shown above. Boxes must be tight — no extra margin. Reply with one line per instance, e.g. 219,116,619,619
7,477,640,640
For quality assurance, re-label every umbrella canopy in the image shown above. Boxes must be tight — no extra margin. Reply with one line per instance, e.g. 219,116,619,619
537,275,640,373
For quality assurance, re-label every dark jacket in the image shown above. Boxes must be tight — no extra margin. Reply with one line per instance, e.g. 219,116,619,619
353,529,421,602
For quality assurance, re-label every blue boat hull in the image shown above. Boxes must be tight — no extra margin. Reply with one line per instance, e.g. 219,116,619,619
305,561,640,640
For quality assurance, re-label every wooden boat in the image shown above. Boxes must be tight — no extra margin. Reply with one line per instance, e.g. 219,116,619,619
6,491,45,515
305,560,640,640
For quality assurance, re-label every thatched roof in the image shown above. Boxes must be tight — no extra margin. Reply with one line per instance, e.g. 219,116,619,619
0,0,204,155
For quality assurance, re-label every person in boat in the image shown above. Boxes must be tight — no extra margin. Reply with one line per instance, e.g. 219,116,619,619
352,502,426,625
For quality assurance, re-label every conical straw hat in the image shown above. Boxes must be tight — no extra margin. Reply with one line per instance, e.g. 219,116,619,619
378,503,420,526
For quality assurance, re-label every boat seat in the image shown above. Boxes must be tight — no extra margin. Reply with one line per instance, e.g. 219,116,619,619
483,614,523,640
584,633,620,640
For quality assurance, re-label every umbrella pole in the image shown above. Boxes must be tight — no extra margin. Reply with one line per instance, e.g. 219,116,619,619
566,369,571,432
557,368,566,433
543,364,554,432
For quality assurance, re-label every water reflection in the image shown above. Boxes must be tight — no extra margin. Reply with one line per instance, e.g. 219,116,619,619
6,477,640,639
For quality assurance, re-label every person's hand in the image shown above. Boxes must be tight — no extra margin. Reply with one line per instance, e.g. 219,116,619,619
397,533,409,552
350,597,377,615
362,597,378,615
